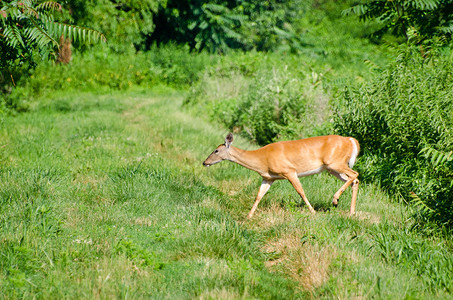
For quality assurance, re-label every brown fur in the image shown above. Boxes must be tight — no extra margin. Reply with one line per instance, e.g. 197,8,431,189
203,134,360,218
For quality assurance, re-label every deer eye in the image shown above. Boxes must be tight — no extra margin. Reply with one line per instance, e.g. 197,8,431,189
214,150,219,154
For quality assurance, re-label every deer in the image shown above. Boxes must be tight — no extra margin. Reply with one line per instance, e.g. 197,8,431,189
203,133,360,219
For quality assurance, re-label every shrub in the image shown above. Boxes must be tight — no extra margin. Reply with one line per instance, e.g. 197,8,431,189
334,46,453,227
232,67,308,144
62,0,161,51
0,0,106,81
151,0,311,53
343,0,453,42
185,52,332,145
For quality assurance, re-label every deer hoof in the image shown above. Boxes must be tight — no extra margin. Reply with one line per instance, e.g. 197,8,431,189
332,198,338,207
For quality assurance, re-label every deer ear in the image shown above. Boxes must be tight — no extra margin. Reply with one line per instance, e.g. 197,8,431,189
225,133,233,148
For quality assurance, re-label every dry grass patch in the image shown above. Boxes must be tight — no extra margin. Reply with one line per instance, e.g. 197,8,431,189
64,204,88,229
263,230,304,267
264,231,337,291
198,287,242,300
218,178,255,196
71,173,107,186
290,243,337,291
354,210,381,224
200,197,222,211
197,71,249,103
253,203,295,231
134,216,157,227
84,256,156,298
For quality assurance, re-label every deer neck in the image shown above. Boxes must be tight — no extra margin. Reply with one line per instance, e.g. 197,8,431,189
228,146,265,174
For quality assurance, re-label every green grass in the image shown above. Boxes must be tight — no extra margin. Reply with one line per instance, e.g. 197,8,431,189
1,90,452,299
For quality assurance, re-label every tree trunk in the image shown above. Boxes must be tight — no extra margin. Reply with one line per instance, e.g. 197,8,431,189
57,35,72,64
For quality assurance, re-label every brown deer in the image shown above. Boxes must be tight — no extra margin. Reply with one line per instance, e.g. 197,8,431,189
203,134,360,218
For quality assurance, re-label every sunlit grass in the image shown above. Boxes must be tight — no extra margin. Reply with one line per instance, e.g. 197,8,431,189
0,91,452,298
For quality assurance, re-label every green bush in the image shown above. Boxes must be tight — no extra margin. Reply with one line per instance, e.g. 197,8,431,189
343,0,453,42
151,0,311,53
185,52,333,145
63,0,161,51
229,68,309,145
334,46,453,227
0,0,106,95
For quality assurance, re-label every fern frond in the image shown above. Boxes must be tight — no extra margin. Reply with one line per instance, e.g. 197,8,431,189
227,14,248,22
44,20,107,43
25,26,57,47
21,0,34,6
3,25,25,48
364,59,382,71
204,4,228,13
36,1,62,12
410,0,440,10
1,7,22,19
273,26,292,39
420,147,453,167
25,17,58,47
21,3,40,19
409,192,435,214
223,27,242,40
342,5,368,17
437,23,453,34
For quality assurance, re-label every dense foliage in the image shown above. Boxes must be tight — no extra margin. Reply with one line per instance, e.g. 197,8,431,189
151,0,309,52
334,46,453,227
344,0,453,42
62,0,165,51
0,0,105,88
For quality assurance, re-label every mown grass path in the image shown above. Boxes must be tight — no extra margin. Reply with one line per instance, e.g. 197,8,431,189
1,91,452,299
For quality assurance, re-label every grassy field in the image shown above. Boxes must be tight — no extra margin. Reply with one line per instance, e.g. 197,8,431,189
1,89,452,299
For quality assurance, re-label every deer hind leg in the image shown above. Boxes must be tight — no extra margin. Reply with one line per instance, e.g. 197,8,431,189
328,165,359,215
247,179,274,219
350,178,359,215
285,172,316,214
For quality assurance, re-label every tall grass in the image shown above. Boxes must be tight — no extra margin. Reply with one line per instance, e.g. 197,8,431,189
3,44,215,112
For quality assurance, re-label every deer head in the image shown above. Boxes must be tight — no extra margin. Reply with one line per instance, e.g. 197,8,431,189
202,133,233,167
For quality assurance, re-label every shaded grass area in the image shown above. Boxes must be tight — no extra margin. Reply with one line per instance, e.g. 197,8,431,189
1,91,452,298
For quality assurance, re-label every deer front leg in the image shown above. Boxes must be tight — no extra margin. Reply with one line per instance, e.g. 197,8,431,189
247,179,273,219
285,172,316,214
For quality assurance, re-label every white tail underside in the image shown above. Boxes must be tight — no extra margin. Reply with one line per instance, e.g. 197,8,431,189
348,137,359,168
